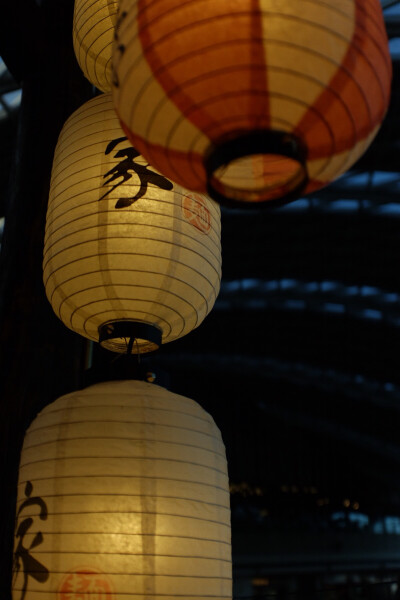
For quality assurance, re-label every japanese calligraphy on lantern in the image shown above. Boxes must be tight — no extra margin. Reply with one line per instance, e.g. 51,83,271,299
100,136,173,208
13,481,49,600
58,568,114,600
182,194,212,234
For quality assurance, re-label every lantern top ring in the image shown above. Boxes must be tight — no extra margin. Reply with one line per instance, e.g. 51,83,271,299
99,321,162,354
204,130,308,209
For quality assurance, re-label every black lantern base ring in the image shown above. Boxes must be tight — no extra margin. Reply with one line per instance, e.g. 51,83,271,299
204,129,309,209
99,321,162,354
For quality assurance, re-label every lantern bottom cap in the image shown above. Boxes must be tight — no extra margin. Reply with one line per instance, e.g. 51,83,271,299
98,320,162,354
204,129,308,208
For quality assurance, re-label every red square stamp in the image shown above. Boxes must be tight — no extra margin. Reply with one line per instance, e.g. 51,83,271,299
58,568,114,600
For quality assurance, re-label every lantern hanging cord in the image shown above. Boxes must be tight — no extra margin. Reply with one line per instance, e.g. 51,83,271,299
126,336,134,355
99,322,162,354
125,336,141,363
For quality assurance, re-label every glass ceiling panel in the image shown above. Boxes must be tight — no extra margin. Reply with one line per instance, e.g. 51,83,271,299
217,277,400,326
0,56,21,121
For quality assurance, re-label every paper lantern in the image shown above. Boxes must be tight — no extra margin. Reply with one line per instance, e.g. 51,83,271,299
112,0,392,207
73,0,118,92
43,93,221,353
12,380,232,600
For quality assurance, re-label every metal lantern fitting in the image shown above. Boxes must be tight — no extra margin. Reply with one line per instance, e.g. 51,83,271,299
43,93,221,354
12,380,232,600
112,0,392,208
73,0,118,92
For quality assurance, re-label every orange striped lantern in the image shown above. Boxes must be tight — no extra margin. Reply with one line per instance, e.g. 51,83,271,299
112,0,392,207
12,380,232,600
73,0,118,92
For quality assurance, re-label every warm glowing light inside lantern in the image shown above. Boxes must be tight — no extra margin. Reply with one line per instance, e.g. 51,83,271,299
44,94,221,353
211,153,306,204
204,129,308,206
12,381,232,600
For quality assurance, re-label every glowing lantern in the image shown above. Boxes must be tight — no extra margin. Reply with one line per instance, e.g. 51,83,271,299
73,0,118,92
43,93,221,353
12,380,232,600
112,0,392,207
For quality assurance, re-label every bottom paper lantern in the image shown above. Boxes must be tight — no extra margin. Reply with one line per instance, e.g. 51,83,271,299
12,380,232,600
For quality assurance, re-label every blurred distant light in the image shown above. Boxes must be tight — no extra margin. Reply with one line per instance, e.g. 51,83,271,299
0,56,7,77
372,171,400,185
389,37,400,56
278,198,310,212
253,578,270,587
0,217,4,248
361,286,379,296
303,282,319,293
2,89,22,110
383,1,400,15
320,281,337,292
219,278,400,326
264,280,279,291
241,278,260,290
383,516,400,534
373,521,384,534
360,309,382,320
323,199,360,212
382,293,399,303
331,511,345,520
373,203,400,216
337,172,370,186
385,382,396,392
323,302,345,314
223,280,240,292
283,299,305,310
280,279,297,289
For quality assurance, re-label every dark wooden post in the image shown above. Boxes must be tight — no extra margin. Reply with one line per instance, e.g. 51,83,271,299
0,0,92,595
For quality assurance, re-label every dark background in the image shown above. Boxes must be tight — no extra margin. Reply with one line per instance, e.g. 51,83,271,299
1,1,400,599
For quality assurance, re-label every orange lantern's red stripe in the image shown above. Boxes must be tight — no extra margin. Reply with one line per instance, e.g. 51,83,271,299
137,0,270,139
295,0,391,161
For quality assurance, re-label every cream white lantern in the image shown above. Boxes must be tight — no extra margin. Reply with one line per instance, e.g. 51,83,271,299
12,380,232,600
73,0,118,92
43,93,221,353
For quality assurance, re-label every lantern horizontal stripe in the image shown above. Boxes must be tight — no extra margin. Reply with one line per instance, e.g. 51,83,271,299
44,93,221,353
112,0,391,206
73,0,118,91
13,381,232,600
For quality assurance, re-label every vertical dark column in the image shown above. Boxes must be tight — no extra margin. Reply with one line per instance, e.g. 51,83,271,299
0,0,93,595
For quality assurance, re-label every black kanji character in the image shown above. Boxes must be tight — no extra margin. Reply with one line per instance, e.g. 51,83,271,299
99,136,173,208
13,481,49,600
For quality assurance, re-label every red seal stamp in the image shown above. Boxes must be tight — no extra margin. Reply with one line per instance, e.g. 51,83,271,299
58,568,114,600
182,194,212,234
